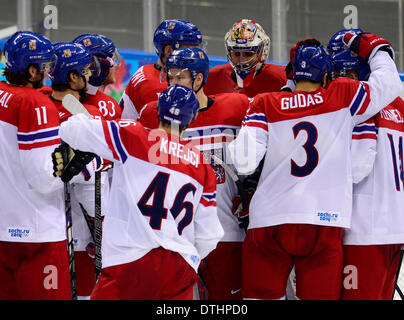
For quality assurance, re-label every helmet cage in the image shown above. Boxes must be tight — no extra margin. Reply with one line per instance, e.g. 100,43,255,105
224,19,270,73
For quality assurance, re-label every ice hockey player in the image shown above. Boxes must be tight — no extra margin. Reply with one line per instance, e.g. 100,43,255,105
55,84,223,299
228,32,403,300
73,33,122,120
0,31,71,299
203,19,286,97
47,41,110,299
329,30,404,300
138,47,250,300
120,19,204,120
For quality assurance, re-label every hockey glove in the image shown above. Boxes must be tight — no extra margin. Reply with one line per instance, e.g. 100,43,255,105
232,194,250,232
52,144,96,182
343,32,394,62
285,38,322,79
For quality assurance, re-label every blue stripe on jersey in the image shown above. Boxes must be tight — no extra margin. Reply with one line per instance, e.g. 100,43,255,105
353,125,376,133
350,84,366,116
243,114,267,123
110,121,128,164
17,128,59,142
203,193,216,200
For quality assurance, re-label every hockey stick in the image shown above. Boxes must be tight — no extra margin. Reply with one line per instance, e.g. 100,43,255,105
62,144,78,300
393,248,404,300
62,94,92,118
94,170,102,281
62,94,103,283
79,203,95,241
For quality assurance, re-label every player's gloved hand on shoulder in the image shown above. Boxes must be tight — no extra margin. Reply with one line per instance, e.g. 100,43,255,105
52,144,96,182
343,32,394,62
285,38,322,79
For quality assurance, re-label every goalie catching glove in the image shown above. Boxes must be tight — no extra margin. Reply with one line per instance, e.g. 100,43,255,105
52,143,96,182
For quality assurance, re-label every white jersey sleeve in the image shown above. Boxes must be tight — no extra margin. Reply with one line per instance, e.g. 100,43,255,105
59,114,118,163
227,99,268,175
351,118,377,184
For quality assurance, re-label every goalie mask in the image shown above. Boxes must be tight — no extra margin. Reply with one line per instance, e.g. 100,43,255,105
224,19,270,88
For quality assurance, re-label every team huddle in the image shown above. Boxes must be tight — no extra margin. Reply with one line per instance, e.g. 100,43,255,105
0,18,403,300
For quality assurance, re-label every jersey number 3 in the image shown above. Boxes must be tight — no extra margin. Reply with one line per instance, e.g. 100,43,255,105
137,171,196,235
291,121,319,177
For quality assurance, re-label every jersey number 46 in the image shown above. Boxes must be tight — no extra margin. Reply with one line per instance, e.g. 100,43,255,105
137,171,196,235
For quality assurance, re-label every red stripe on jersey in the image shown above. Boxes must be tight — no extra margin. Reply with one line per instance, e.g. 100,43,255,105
101,119,120,161
200,198,217,207
352,133,377,140
356,83,371,116
243,121,268,131
18,138,61,150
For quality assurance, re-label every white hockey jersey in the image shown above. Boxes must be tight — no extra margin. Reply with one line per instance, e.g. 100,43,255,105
345,97,404,245
59,115,224,272
228,51,403,229
0,82,66,243
138,93,250,242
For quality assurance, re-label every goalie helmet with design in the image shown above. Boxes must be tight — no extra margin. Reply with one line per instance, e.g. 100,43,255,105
49,42,99,85
293,45,332,83
4,31,56,76
73,33,121,86
157,84,200,127
153,19,204,60
164,47,209,92
224,19,270,86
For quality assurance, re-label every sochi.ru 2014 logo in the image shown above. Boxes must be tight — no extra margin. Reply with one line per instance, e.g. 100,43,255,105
317,212,339,223
8,228,30,238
